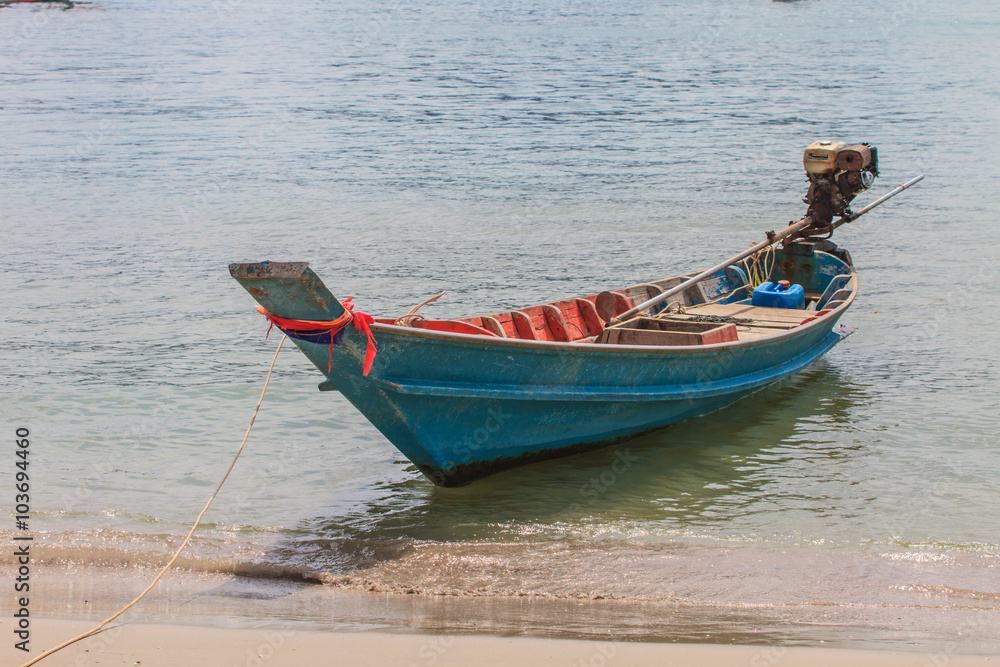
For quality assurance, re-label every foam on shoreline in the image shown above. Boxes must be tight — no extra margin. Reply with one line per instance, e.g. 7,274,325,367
3,562,998,662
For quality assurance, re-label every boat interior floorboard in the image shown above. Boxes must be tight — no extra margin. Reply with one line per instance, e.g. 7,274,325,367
670,302,819,341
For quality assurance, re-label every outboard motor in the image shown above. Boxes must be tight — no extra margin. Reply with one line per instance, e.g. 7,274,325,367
802,141,878,228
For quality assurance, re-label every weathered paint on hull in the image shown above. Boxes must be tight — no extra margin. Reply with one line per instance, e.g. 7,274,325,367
230,258,854,486
296,316,848,486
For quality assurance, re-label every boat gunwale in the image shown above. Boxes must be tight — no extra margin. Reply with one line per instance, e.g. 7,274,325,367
366,272,858,355
375,328,847,401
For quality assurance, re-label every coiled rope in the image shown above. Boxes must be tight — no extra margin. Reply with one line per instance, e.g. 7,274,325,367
394,290,447,327
741,244,776,288
22,335,287,667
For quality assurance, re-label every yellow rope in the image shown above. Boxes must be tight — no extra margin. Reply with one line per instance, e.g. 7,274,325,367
22,335,287,667
652,301,684,318
741,245,776,288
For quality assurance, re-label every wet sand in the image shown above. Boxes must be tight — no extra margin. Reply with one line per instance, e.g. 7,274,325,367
4,618,998,667
2,564,998,666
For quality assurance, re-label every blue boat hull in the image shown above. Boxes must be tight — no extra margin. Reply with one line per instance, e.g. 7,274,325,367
310,318,847,485
230,254,855,486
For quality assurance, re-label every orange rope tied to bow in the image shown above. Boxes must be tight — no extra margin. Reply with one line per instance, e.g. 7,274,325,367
256,299,378,375
341,298,378,376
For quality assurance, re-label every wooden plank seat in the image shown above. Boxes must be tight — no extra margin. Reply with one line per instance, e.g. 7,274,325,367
619,283,667,315
548,300,605,341
574,299,604,337
489,312,519,338
477,294,636,342
509,310,538,340
481,315,507,338
580,291,635,322
669,302,833,341
650,275,708,306
455,297,617,342
506,304,580,342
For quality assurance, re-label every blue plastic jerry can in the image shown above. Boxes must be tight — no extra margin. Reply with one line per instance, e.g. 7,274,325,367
752,280,805,309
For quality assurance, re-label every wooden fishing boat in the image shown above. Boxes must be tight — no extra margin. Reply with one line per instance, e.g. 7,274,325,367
230,149,921,486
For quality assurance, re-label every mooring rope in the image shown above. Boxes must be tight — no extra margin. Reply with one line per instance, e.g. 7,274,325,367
394,290,447,327
681,314,757,325
21,335,287,667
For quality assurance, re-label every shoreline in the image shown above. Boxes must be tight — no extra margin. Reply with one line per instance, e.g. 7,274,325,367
2,563,998,665
4,618,998,667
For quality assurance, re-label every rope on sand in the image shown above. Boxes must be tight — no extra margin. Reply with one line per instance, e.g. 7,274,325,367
22,335,287,667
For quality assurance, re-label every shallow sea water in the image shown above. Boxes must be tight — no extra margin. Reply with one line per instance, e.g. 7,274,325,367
2,0,999,653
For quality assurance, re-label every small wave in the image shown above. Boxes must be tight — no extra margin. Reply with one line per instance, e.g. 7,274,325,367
892,584,1000,603
879,550,955,564
12,543,320,581
759,116,817,126
9,531,1000,612
312,574,1000,612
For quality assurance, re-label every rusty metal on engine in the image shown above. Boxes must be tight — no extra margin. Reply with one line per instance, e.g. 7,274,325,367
794,140,879,243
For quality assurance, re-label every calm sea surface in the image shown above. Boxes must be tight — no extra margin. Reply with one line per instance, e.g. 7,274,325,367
2,0,999,651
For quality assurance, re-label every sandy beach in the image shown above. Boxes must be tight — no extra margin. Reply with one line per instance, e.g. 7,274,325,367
1,618,995,667
2,564,997,666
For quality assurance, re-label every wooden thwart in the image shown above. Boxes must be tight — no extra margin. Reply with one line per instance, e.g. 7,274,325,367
596,318,738,346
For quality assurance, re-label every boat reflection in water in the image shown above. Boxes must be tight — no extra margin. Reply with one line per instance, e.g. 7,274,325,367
258,362,870,576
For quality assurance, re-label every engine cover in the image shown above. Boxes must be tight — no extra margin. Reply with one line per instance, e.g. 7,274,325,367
802,141,878,226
